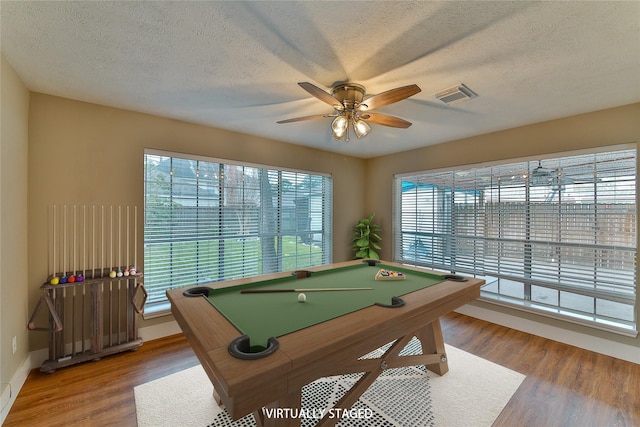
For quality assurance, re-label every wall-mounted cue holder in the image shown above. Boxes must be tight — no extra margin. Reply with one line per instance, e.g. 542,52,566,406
28,204,147,372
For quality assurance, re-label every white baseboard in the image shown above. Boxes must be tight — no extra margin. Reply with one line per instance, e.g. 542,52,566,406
455,304,640,364
138,319,181,342
0,353,33,425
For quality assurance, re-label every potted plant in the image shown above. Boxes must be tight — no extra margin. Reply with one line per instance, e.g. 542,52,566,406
352,213,382,260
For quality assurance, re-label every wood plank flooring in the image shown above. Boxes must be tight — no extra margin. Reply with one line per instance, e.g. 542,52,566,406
4,312,639,426
441,313,640,427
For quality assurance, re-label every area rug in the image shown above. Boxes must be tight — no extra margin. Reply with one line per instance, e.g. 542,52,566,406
135,340,525,426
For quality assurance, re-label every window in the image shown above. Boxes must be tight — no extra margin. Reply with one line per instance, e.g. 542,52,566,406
144,150,332,312
394,147,637,334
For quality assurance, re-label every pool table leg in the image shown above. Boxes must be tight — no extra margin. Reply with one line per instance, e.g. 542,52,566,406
213,387,222,406
417,319,449,375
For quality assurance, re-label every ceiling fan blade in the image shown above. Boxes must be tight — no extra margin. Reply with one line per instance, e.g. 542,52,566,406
277,114,335,124
362,113,413,128
298,82,343,109
359,84,421,111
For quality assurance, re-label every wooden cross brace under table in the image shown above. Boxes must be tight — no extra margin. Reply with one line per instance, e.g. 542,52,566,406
253,320,448,427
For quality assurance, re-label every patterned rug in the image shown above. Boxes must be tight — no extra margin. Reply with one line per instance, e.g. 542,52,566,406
135,339,525,426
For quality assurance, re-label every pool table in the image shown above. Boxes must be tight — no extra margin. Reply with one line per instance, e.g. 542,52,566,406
167,260,484,427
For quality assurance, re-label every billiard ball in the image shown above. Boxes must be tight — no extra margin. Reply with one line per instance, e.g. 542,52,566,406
298,293,306,303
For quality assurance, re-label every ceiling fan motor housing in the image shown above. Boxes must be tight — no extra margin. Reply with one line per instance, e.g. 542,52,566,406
331,83,366,109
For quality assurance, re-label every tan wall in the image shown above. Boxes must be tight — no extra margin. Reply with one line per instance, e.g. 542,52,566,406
1,55,30,389
27,93,366,351
365,102,640,348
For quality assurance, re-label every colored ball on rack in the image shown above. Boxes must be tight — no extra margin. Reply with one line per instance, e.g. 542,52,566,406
60,276,68,284
50,277,59,285
76,274,84,282
109,271,117,278
68,275,76,283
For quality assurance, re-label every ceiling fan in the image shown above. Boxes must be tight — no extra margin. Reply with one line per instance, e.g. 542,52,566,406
530,161,561,186
277,82,421,142
530,160,591,188
531,160,555,177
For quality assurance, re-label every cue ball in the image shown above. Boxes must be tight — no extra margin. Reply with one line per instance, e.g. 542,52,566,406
297,293,306,303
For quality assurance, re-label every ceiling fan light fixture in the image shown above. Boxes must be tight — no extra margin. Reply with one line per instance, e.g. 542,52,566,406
331,115,348,139
353,119,371,139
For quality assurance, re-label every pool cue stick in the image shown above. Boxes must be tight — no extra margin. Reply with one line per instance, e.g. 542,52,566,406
101,206,105,276
81,282,86,352
108,280,113,347
241,287,373,293
83,205,86,278
48,205,52,279
118,205,121,272
92,205,96,278
73,205,76,276
126,206,129,271
63,205,67,277
110,205,113,274
52,205,56,278
72,205,76,355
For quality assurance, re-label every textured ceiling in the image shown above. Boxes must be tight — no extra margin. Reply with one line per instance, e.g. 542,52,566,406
1,1,639,158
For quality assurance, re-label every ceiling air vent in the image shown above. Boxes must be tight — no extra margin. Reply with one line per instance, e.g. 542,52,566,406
435,84,477,105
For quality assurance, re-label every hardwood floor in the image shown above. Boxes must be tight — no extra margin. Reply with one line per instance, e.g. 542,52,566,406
4,312,639,426
4,333,199,426
441,313,640,427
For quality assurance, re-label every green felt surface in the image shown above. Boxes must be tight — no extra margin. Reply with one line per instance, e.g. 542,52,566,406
205,263,444,349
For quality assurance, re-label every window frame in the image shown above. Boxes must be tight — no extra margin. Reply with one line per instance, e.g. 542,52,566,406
393,144,638,336
143,149,333,316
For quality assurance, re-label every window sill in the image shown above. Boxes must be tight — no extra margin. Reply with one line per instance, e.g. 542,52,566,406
142,301,172,320
478,293,638,338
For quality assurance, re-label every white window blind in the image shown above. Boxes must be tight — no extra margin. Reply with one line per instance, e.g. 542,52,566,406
394,148,637,333
144,151,332,308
